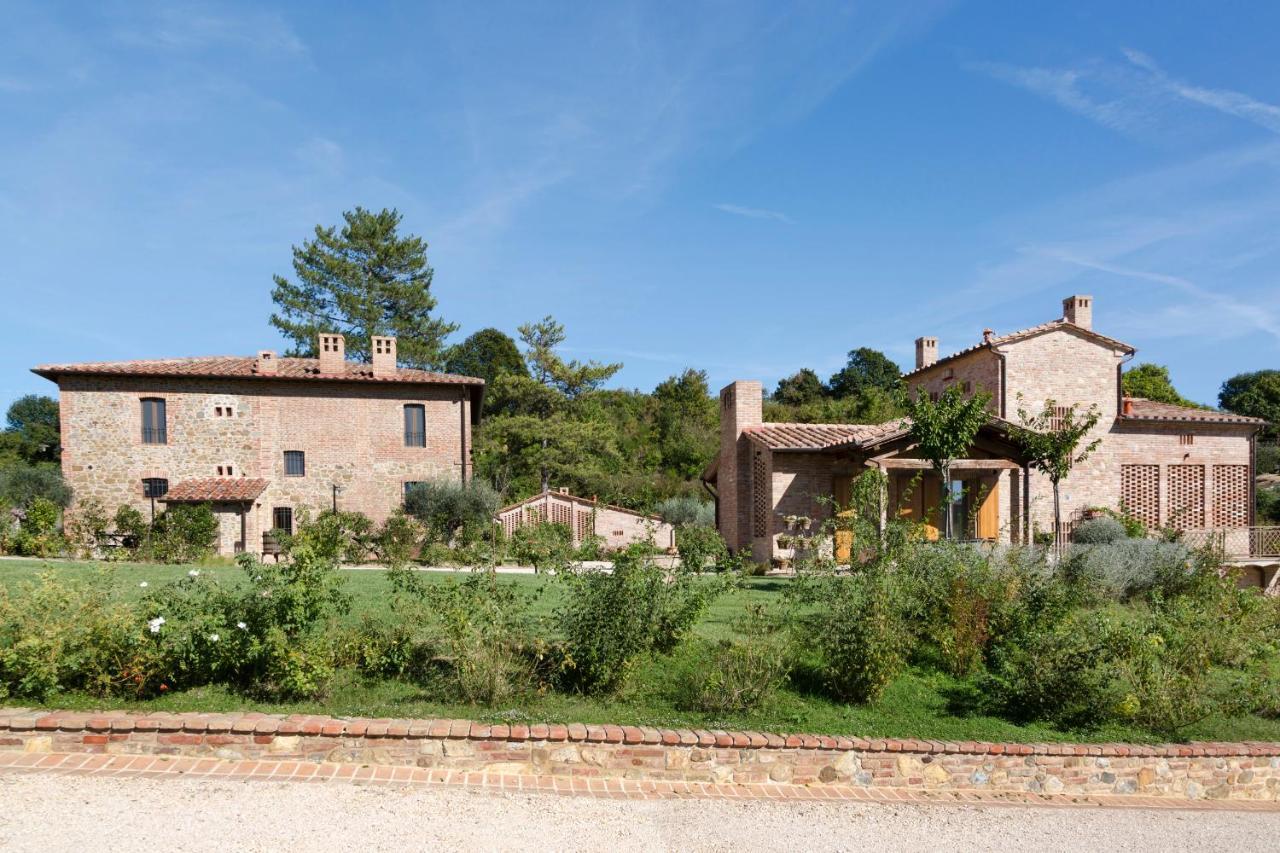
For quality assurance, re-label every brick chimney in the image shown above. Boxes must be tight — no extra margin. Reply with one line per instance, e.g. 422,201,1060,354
318,333,345,374
1063,295,1093,330
254,350,278,375
915,337,939,370
371,336,397,377
717,380,763,554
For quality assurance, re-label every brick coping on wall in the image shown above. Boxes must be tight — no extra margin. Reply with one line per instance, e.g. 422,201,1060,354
4,709,1279,802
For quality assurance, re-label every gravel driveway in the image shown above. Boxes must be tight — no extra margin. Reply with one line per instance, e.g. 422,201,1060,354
1,773,1276,852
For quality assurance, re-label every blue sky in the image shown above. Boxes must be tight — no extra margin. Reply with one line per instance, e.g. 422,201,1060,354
2,1,1279,410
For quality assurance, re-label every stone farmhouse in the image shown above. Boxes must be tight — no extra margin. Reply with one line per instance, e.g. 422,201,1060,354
704,295,1274,583
497,487,676,552
34,334,483,556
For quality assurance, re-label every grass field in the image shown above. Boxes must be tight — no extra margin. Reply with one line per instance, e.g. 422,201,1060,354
4,556,1280,744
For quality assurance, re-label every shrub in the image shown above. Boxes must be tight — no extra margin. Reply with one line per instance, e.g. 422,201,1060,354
812,565,910,703
64,499,111,558
671,605,789,714
556,543,730,694
1072,516,1128,545
0,569,159,700
281,510,375,563
147,503,218,564
1259,486,1280,524
509,521,574,572
656,496,715,527
13,496,65,557
1060,540,1194,601
403,480,500,545
372,510,422,567
675,523,728,571
387,567,538,704
0,464,72,509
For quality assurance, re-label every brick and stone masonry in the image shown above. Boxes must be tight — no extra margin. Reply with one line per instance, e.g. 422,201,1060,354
34,335,484,557
2,709,1278,802
707,294,1265,563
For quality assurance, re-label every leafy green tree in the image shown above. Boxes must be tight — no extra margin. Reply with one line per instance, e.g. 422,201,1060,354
1219,370,1280,439
269,207,457,369
901,385,992,540
1122,363,1200,407
828,348,901,399
475,316,624,495
443,328,528,386
0,464,72,509
652,369,718,481
518,316,621,401
4,395,59,464
1014,396,1102,543
773,369,826,406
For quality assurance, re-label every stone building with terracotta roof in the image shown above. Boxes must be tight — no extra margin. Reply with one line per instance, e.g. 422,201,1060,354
705,295,1271,577
35,333,483,556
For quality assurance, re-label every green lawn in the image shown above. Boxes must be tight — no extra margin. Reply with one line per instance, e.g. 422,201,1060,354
4,556,1280,744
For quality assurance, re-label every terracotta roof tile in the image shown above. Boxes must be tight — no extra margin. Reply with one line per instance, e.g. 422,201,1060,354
744,421,904,452
1122,398,1265,425
903,320,1136,378
161,478,269,503
32,356,483,386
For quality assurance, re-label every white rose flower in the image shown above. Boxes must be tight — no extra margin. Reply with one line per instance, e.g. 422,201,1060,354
188,569,200,577
236,622,248,630
147,616,166,634
209,634,220,642
139,581,148,588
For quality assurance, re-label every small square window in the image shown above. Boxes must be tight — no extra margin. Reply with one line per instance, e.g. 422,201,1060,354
284,450,305,477
1180,434,1195,446
142,478,169,498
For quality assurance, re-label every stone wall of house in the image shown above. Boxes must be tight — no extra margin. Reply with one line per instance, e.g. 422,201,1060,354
4,710,1277,802
57,375,470,554
766,451,858,560
907,349,1002,412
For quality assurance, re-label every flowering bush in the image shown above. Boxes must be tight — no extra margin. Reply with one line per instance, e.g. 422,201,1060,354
0,569,159,699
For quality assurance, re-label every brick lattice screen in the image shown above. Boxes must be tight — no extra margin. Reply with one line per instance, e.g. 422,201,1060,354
550,501,571,527
1121,464,1160,530
1168,464,1206,529
574,509,592,543
1213,464,1250,527
752,454,768,538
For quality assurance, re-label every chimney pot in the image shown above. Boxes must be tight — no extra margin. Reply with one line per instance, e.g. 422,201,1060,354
371,335,397,377
1063,294,1093,330
318,333,346,374
255,350,278,374
914,336,939,370
1123,399,1134,416
982,328,994,343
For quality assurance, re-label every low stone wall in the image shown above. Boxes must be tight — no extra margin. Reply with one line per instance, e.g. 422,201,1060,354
3,709,1278,802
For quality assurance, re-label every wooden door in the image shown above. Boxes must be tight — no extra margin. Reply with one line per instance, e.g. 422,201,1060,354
975,476,1000,540
833,475,854,562
895,474,941,541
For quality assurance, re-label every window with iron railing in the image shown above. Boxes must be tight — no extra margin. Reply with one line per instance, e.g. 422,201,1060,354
272,507,294,535
141,398,167,444
142,478,169,498
404,404,426,447
284,450,305,477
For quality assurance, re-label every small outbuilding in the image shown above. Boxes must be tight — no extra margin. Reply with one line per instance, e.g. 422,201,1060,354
496,488,676,552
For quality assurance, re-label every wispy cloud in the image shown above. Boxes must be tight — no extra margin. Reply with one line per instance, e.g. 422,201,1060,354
973,48,1280,138
110,4,307,57
1121,48,1280,135
713,203,793,223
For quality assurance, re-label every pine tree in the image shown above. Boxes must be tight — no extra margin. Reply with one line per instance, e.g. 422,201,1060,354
269,207,457,369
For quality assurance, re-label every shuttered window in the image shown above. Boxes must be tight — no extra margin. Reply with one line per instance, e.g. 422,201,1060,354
141,398,167,444
404,404,426,447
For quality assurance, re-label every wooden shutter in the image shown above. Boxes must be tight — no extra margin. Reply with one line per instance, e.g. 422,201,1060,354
976,476,1000,540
